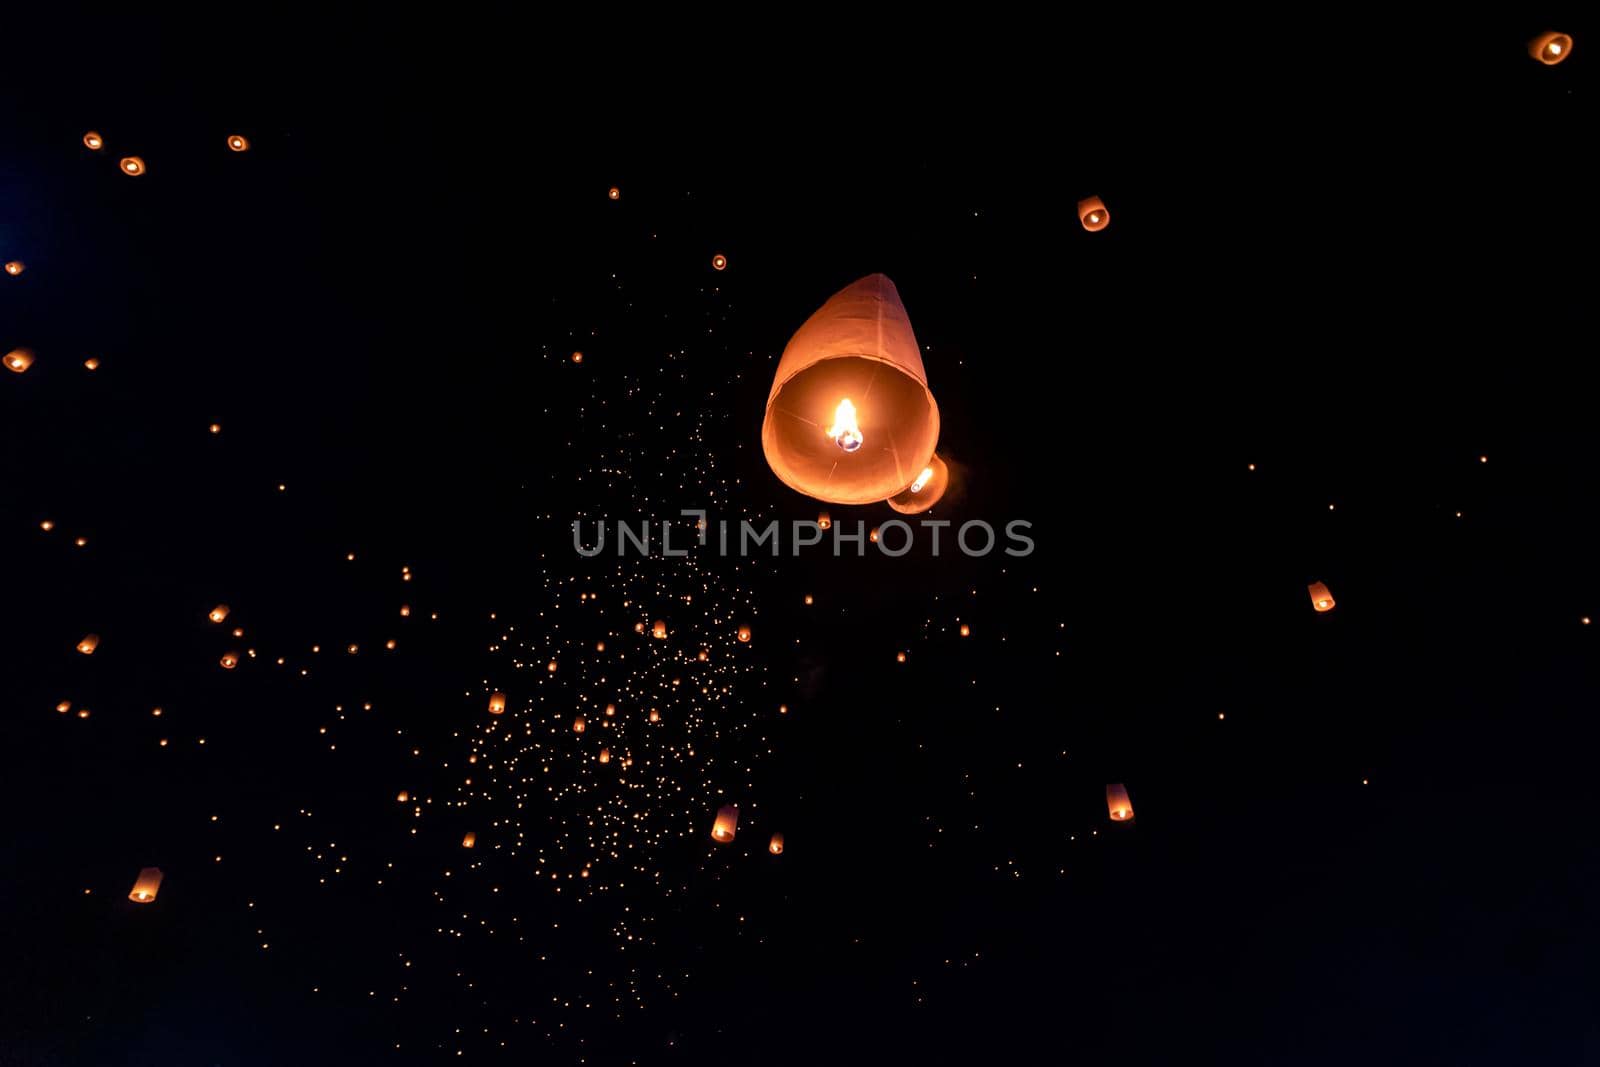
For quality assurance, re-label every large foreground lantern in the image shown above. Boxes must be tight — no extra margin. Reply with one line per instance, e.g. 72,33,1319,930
711,805,738,843
129,867,163,903
886,453,950,514
762,274,940,505
1106,783,1134,822
1529,32,1573,65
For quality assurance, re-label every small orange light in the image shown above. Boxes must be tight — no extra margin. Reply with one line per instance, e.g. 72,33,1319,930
711,253,727,271
4,261,22,276
227,134,250,152
120,156,146,176
220,652,239,669
1078,195,1109,232
83,131,104,150
608,187,620,200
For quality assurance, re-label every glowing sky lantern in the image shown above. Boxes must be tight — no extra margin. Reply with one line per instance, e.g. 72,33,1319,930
599,748,611,764
6,348,35,373
128,867,164,903
652,620,668,640
1308,581,1335,613
608,186,620,200
209,604,230,623
737,625,751,643
648,709,661,723
83,131,104,150
1078,195,1109,232
762,274,940,505
220,652,239,669
397,791,410,802
571,351,584,364
886,453,950,515
462,832,476,848
573,715,586,733
227,134,250,151
816,511,831,531
488,692,506,715
1107,783,1134,822
119,156,146,176
1529,32,1573,65
712,253,727,271
711,805,738,843
768,833,784,855
77,634,100,655
4,261,22,276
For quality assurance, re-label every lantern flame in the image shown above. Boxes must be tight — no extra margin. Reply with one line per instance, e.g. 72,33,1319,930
826,398,864,453
909,466,935,493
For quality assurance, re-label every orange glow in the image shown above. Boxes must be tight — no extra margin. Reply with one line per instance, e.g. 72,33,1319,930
120,156,146,176
227,134,250,151
869,527,880,543
1308,581,1335,613
546,660,558,673
400,604,411,617
573,715,586,733
762,275,939,505
488,692,506,715
712,253,727,271
1078,195,1109,232
711,805,738,843
598,748,611,764
604,704,616,717
5,348,35,373
608,186,620,200
128,867,164,903
57,701,72,714
697,649,709,661
83,358,100,371
571,351,584,364
397,791,410,802
220,652,239,669
816,511,831,530
804,595,814,605
652,619,668,639
208,604,230,624
737,625,751,643
83,131,104,150
462,832,476,848
887,453,950,515
959,624,970,637
1529,31,1573,64
648,708,661,723
1107,783,1134,822
77,634,99,655
897,651,906,663
769,833,784,855
596,641,606,652
4,261,22,276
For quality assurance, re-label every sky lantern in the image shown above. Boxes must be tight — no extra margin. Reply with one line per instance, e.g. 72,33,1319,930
397,791,410,802
737,625,751,643
769,833,784,855
652,620,668,639
489,692,506,715
1308,581,1335,613
959,624,970,637
220,652,239,669
77,634,100,655
762,274,940,505
227,134,250,151
83,358,100,371
711,805,738,843
598,748,611,764
83,131,104,150
1529,32,1573,64
119,156,146,176
697,648,709,661
648,708,661,723
1078,195,1109,231
462,832,476,848
712,253,727,271
608,186,620,200
4,261,22,276
886,453,950,514
209,604,230,623
5,348,35,373
816,511,831,530
1107,784,1134,822
128,867,164,903
574,715,586,733
604,703,616,717
571,351,584,364
546,660,558,673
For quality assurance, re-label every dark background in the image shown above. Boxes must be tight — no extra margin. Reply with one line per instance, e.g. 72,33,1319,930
2,11,1596,1065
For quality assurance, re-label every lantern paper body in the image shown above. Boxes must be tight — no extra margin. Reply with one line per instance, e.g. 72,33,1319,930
83,131,104,150
761,274,940,505
488,692,506,715
120,156,146,176
887,453,951,515
227,134,250,151
737,625,751,643
1107,783,1134,822
1529,32,1573,64
768,833,784,855
462,832,476,848
4,261,22,276
220,652,239,669
573,715,586,733
599,748,611,764
77,634,100,655
712,253,727,271
1078,196,1110,232
6,348,35,373
711,805,738,843
1308,581,1335,613
652,620,668,640
209,604,230,624
129,867,163,903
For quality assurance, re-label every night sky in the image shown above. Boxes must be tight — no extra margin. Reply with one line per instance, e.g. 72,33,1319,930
3,14,1597,1065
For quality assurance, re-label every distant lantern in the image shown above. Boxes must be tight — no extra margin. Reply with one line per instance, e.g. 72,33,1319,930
128,867,164,903
573,715,586,733
83,131,104,150
5,348,35,373
546,660,558,673
648,708,661,723
488,692,506,715
1529,31,1573,65
57,700,72,714
462,832,476,848
697,648,709,661
604,703,616,717
1308,581,1335,613
400,604,411,617
816,511,831,530
595,640,605,652
958,624,970,637
762,274,940,505
769,833,784,855
737,625,752,643
1078,195,1109,232
598,748,611,764
886,453,950,515
220,652,239,669
4,261,22,276
1107,784,1134,821
712,253,728,271
633,621,646,634
209,604,230,624
77,634,100,655
652,620,668,640
397,791,410,802
896,651,906,663
120,156,146,176
83,358,100,371
711,805,738,843
608,186,620,200
227,134,250,151
869,527,880,543
571,351,584,364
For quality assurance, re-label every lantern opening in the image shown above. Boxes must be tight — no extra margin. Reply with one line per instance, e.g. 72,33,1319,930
826,398,864,453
